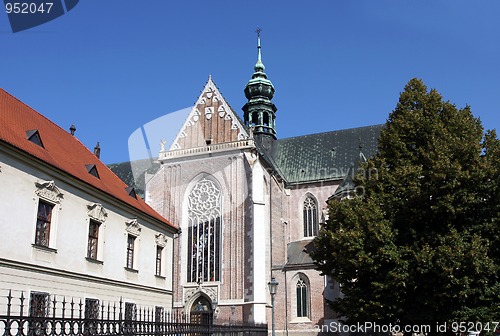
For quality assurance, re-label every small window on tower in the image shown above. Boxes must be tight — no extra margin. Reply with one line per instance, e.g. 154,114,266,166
263,113,269,127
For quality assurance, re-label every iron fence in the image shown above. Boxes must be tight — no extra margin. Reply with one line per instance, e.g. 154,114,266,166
0,290,267,336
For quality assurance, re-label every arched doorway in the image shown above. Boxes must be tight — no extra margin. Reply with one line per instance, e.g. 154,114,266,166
189,295,213,325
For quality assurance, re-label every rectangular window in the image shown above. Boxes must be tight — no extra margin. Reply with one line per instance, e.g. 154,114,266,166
85,298,100,319
29,291,50,336
84,298,99,334
87,220,100,260
125,302,137,321
126,235,135,269
29,292,49,317
35,201,53,246
154,306,164,322
155,246,163,276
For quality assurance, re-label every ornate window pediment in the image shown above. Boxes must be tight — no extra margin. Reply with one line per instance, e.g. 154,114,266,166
155,233,168,247
87,203,108,223
35,180,63,204
125,218,141,236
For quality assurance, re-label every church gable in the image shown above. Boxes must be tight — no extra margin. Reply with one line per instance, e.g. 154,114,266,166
170,77,248,150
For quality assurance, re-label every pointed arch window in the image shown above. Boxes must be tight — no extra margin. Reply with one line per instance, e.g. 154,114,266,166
187,178,221,283
296,277,309,318
303,196,318,237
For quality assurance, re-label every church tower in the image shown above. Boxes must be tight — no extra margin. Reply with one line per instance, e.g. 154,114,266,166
243,29,277,146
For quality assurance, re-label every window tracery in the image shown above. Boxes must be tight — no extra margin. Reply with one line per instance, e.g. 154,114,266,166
296,277,309,318
187,178,221,283
303,196,318,237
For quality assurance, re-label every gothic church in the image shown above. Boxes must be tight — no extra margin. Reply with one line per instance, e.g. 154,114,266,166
114,36,382,335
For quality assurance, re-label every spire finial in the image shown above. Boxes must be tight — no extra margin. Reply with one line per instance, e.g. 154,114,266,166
254,27,264,71
243,28,277,140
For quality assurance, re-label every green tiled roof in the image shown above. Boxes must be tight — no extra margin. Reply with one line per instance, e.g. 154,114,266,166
268,124,383,184
286,239,316,267
109,125,384,190
108,158,160,199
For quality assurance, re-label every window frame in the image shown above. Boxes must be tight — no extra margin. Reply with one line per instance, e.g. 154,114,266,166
296,278,308,318
34,200,54,247
290,274,311,322
302,196,319,238
84,298,100,319
29,291,50,318
87,219,101,260
155,245,163,276
186,178,222,283
154,306,164,322
125,302,137,321
126,234,136,270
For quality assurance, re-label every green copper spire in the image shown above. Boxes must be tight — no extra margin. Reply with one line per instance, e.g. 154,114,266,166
243,28,277,141
255,28,265,72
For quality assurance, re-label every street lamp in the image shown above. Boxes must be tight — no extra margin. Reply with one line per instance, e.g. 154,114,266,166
268,277,279,336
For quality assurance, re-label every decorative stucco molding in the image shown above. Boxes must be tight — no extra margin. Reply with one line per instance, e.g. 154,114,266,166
35,180,64,203
155,233,168,247
125,218,141,236
87,203,108,223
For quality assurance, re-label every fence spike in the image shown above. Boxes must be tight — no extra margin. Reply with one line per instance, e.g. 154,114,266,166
70,297,75,319
52,295,57,318
6,289,12,316
19,291,25,318
79,298,83,319
62,296,66,319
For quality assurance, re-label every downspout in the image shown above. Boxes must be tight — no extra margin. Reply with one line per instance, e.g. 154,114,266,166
285,182,289,336
284,269,289,336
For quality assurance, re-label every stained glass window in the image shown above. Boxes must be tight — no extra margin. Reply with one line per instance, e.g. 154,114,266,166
187,178,221,283
303,196,318,237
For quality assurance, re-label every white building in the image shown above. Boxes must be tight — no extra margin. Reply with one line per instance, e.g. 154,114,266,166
0,88,178,319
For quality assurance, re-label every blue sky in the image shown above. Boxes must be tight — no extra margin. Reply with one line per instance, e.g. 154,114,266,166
2,1,500,164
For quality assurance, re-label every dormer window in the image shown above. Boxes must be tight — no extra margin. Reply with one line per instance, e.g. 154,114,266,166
26,130,44,148
85,164,100,179
125,187,137,199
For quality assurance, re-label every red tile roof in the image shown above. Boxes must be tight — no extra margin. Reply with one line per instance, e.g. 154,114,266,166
0,88,176,230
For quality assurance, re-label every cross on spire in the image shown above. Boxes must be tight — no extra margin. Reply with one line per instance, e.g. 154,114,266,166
256,27,262,38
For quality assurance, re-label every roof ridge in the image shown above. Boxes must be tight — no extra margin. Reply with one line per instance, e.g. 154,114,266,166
277,123,385,142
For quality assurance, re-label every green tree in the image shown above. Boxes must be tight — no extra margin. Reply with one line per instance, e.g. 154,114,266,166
311,79,500,331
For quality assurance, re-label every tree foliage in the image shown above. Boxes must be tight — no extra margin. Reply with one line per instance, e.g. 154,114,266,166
311,79,500,328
